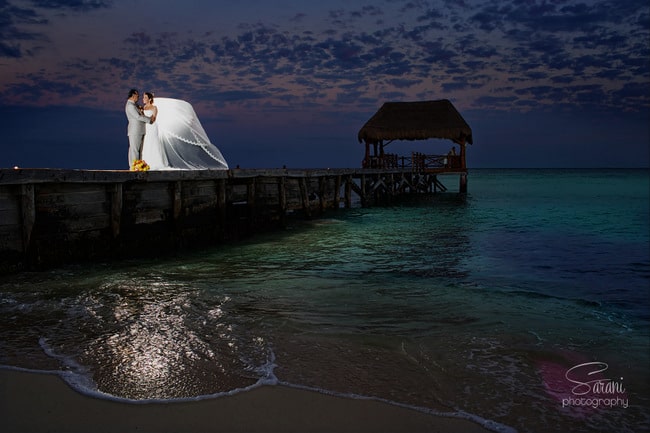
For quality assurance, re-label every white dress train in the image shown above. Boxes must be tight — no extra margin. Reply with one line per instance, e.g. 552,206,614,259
142,98,229,170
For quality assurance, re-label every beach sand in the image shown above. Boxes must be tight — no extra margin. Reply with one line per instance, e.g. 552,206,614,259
0,369,493,433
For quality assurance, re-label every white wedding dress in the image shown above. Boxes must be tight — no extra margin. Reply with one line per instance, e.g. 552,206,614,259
142,98,229,170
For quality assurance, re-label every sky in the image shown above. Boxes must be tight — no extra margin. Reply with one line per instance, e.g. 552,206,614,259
1,0,648,169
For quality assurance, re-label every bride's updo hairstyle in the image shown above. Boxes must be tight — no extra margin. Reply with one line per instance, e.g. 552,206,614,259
145,92,154,103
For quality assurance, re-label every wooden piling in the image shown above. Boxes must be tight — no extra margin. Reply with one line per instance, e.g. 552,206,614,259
20,184,35,254
344,175,352,208
172,181,182,220
217,178,226,236
460,173,468,194
278,176,287,224
299,177,311,218
247,177,256,226
110,183,122,238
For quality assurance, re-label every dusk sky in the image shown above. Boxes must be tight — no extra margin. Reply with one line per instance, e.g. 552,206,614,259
1,0,648,169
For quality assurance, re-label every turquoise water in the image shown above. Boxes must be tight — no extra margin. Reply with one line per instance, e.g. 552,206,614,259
1,169,648,432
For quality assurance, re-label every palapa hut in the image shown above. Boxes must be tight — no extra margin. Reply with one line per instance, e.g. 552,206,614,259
358,99,473,171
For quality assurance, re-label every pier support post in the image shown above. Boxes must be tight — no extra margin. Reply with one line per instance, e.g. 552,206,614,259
172,181,182,221
318,177,326,213
334,175,341,209
172,181,183,245
217,179,226,238
110,183,122,238
344,175,352,208
278,176,287,225
299,177,311,218
20,184,35,254
247,177,257,226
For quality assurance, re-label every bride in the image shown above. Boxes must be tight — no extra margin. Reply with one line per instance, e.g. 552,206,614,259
141,93,229,170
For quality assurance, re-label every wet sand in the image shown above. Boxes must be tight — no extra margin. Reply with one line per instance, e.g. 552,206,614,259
0,369,493,433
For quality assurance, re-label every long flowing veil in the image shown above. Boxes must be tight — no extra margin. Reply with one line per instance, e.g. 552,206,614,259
154,98,229,170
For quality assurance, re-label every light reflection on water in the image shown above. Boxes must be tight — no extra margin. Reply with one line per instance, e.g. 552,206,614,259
89,283,218,398
95,281,272,399
1,272,273,399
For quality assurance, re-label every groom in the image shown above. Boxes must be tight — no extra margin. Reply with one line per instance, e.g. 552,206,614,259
125,89,153,168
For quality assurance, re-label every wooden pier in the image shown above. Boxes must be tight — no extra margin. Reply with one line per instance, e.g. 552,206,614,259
0,167,466,273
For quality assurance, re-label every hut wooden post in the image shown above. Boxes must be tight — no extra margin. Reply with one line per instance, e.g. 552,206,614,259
460,139,467,170
363,142,370,168
460,173,468,194
20,184,35,254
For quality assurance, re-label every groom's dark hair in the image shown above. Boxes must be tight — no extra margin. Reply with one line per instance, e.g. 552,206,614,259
128,89,138,98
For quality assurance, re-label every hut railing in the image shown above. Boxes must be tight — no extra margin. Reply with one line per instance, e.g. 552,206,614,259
370,153,462,171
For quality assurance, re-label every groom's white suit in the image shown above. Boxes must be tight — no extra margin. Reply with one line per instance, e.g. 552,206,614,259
125,99,151,168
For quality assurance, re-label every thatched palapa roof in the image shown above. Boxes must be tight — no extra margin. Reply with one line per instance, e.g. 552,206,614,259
357,99,473,145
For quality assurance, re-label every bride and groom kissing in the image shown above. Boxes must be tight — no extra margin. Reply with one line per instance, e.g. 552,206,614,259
124,88,229,171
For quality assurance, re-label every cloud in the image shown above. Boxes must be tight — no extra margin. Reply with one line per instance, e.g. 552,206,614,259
1,0,113,59
475,95,518,108
30,0,111,11
124,32,151,45
0,0,648,117
0,41,21,57
289,13,306,23
0,1,48,58
441,82,468,92
386,77,421,89
612,81,650,107
206,90,268,102
470,5,503,32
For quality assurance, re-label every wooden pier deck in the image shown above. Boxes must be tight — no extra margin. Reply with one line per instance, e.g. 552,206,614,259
0,167,467,273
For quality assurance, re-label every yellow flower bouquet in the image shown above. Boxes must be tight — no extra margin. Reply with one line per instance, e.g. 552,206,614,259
131,159,150,171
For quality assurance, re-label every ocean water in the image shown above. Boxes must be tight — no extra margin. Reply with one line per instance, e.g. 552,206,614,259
1,169,648,432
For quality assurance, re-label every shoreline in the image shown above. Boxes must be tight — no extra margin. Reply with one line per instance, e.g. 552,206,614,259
0,369,495,433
